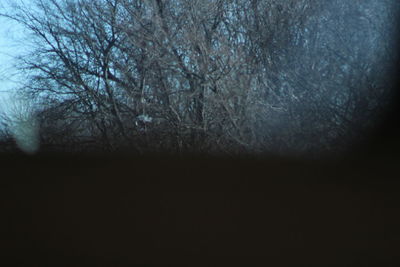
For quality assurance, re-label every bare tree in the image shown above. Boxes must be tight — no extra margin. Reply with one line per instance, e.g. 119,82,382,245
1,0,397,155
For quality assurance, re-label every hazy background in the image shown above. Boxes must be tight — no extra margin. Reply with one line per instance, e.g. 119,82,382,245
0,0,399,156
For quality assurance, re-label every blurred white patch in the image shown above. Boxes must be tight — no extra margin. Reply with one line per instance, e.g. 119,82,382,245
1,95,40,154
137,114,153,123
9,113,40,154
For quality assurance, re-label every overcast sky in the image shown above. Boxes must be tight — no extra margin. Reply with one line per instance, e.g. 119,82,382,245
0,17,15,95
0,1,32,112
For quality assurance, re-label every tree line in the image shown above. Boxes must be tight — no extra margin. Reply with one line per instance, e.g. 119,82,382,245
0,0,398,155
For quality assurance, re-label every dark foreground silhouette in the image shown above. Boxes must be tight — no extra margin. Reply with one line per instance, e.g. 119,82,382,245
1,111,399,266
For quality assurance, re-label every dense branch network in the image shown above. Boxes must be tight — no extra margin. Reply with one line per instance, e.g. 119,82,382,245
0,0,398,155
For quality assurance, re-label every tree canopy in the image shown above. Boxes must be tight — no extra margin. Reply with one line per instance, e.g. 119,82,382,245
1,0,398,155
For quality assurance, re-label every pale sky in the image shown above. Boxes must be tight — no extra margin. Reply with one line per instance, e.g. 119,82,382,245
0,17,16,96
0,1,33,113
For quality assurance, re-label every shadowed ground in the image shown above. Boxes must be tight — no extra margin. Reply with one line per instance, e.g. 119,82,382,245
0,148,399,266
1,97,400,266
